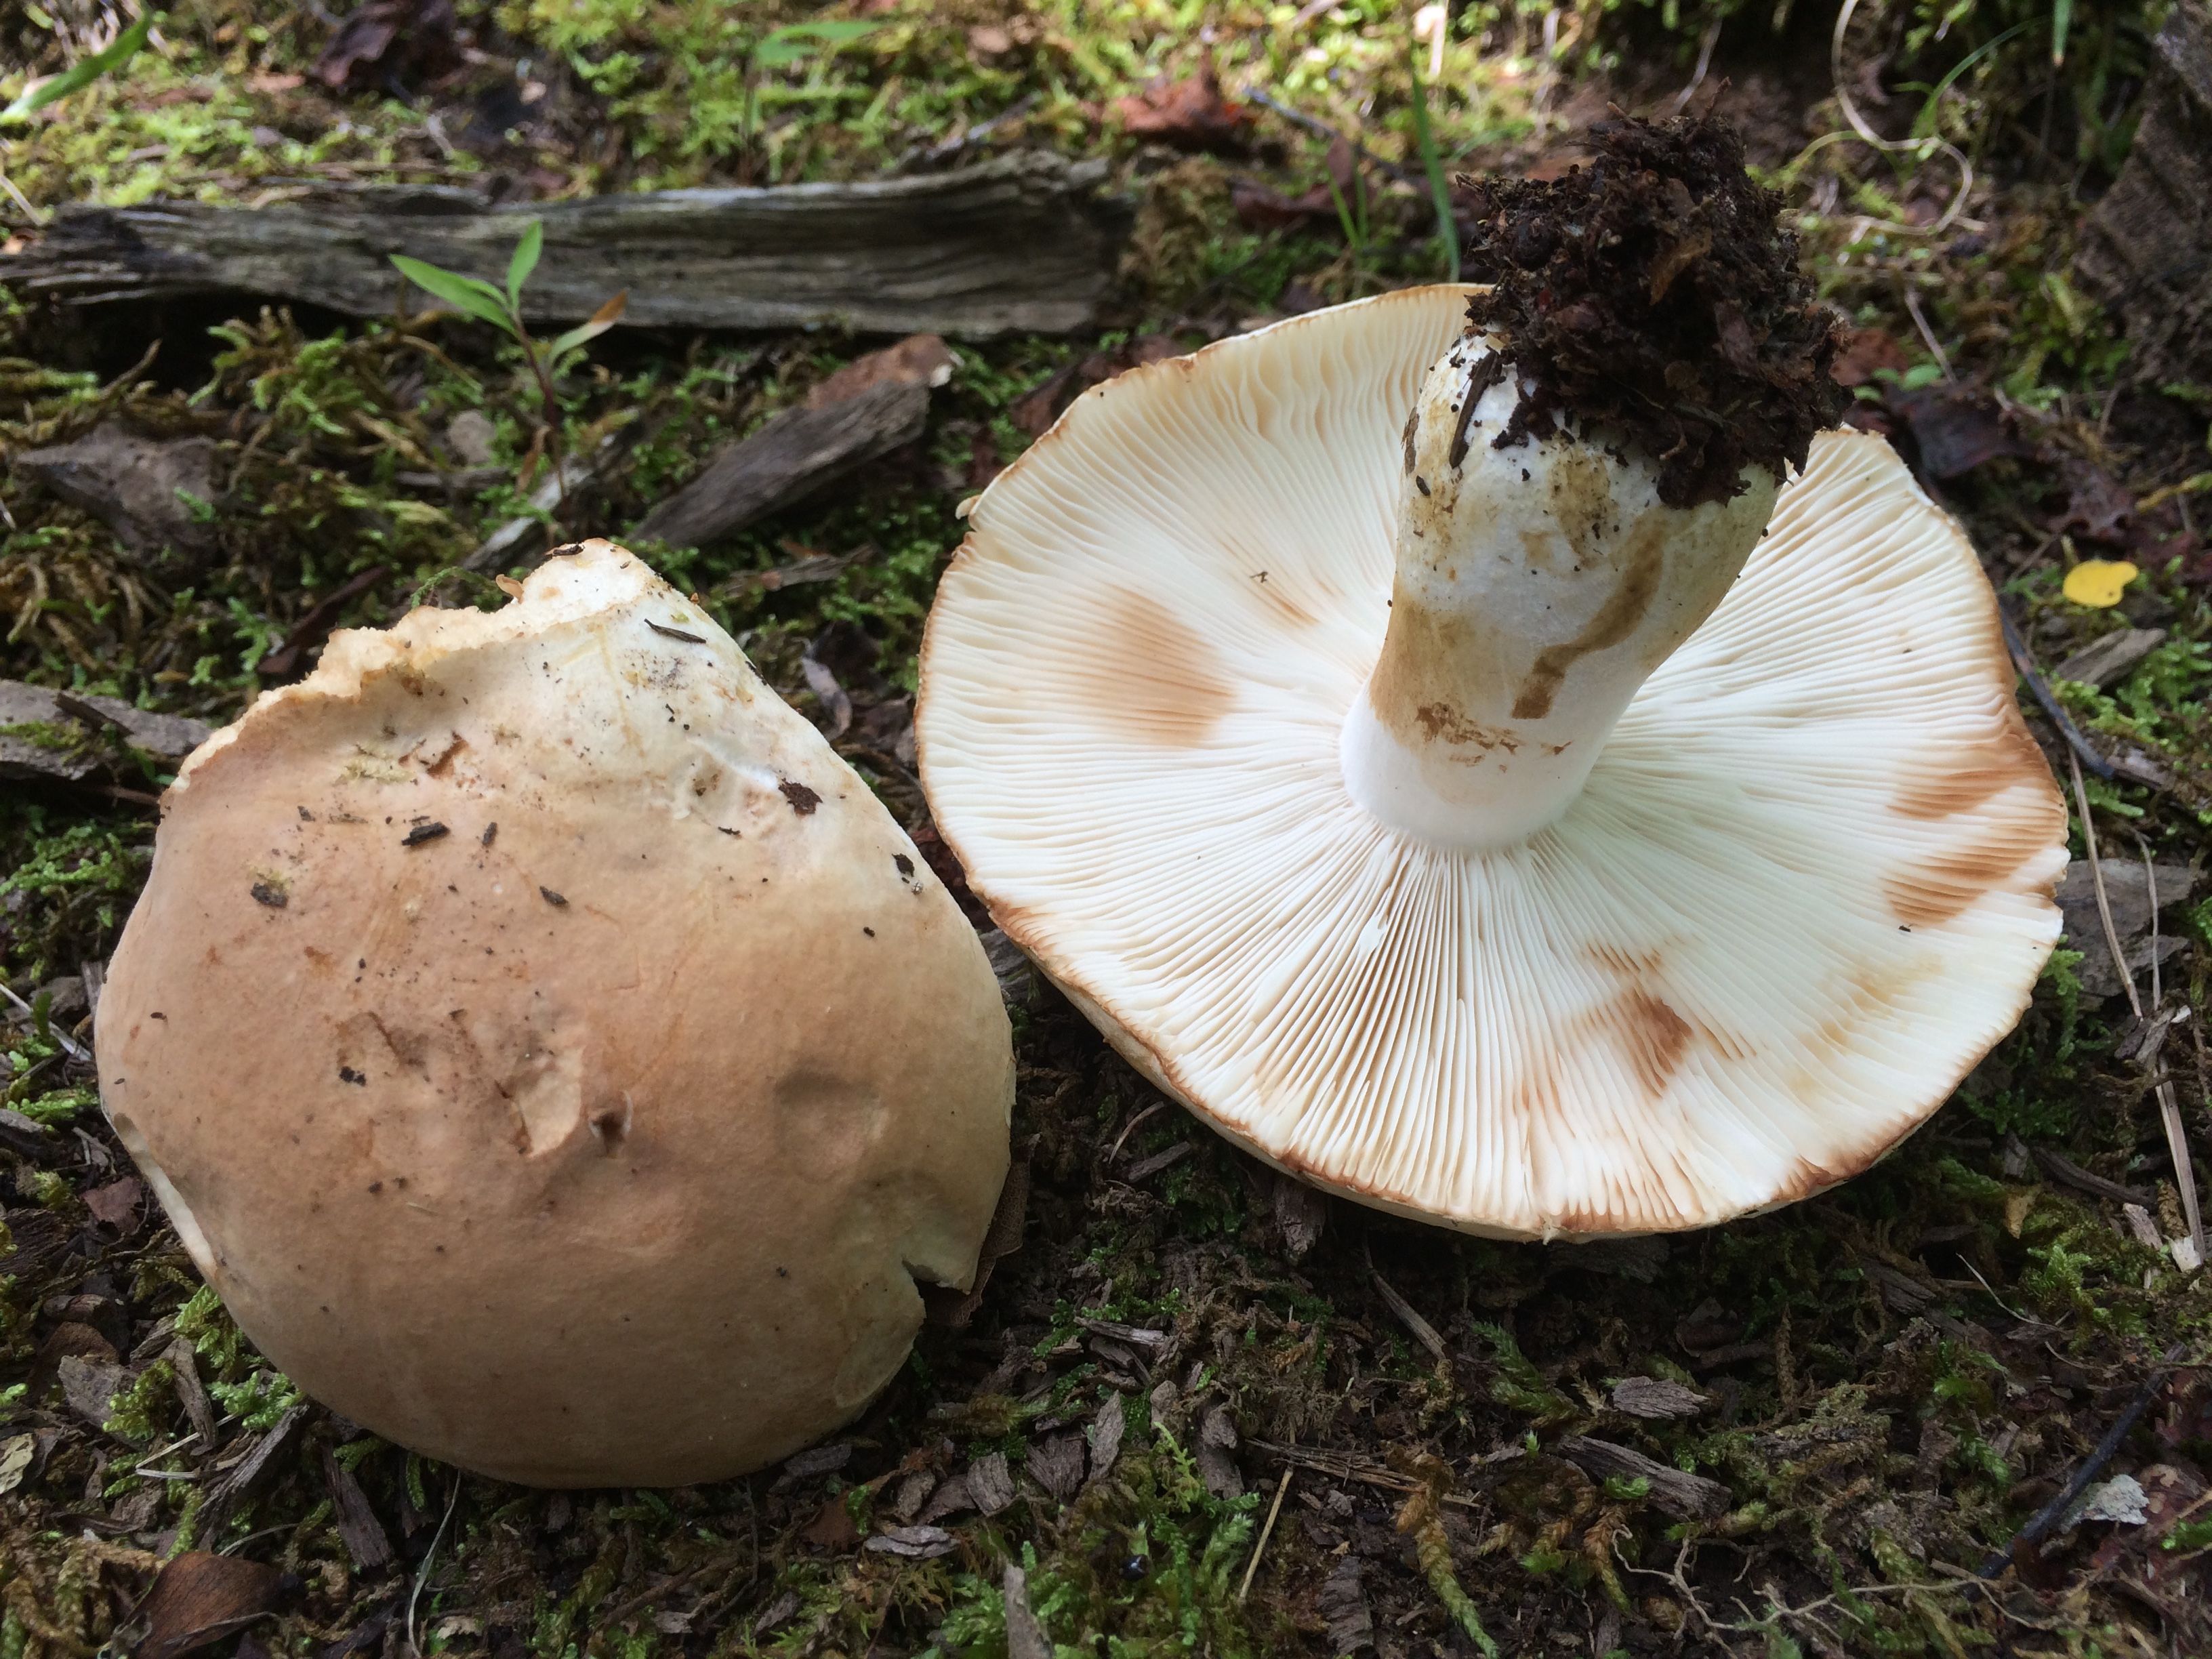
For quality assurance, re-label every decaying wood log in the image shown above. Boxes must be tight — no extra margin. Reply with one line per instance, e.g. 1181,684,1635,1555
634,377,930,553
0,152,1130,337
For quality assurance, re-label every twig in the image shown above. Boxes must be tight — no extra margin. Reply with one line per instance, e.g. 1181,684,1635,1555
2000,606,2115,780
407,1473,462,1657
1248,1439,1479,1507
2032,1146,2154,1207
1975,1344,2186,1577
1670,17,1724,115
2137,834,2206,1262
1240,88,1417,186
1901,284,1954,382
2070,754,2207,1263
1238,1469,1292,1603
1828,0,1975,235
1367,1257,1448,1362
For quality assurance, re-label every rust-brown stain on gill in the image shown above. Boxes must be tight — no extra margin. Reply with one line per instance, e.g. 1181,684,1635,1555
1075,588,1235,747
1891,718,2059,822
1883,799,2062,926
1510,518,1668,720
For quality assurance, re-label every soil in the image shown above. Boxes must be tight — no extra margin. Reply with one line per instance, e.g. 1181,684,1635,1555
1458,113,1847,509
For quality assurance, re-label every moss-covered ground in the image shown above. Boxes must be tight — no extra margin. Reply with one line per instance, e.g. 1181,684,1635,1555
5,3,2211,1655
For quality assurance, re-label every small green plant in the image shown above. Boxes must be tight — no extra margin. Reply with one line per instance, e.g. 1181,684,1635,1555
1,9,157,125
390,222,626,516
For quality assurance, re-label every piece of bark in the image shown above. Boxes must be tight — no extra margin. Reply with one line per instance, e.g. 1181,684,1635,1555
2053,628,2169,689
1027,1431,1086,1501
1272,1174,1328,1260
201,1404,308,1532
1196,1403,1244,1499
966,1450,1016,1516
1,680,211,785
1003,1564,1053,1659
58,1354,125,1429
1610,1377,1709,1420
14,426,217,558
1318,1557,1374,1655
2076,3,2212,387
5,153,1130,337
1555,1435,1729,1519
166,1341,220,1446
320,1445,396,1574
634,378,928,552
2055,858,2203,998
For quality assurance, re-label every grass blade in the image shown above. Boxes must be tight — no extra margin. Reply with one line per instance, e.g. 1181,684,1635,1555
1406,44,1461,283
506,220,544,310
2,9,159,125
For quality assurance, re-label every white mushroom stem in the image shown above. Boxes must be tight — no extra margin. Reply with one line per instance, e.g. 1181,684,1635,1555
1340,342,1780,848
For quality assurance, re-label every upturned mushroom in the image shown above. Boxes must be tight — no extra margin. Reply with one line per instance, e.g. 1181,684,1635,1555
97,541,1012,1486
916,116,2065,1239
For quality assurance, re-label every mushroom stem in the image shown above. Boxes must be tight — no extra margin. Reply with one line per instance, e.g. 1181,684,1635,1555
1339,342,1778,849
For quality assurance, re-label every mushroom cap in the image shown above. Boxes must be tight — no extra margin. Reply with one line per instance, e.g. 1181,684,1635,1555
98,541,1012,1486
916,286,2064,1240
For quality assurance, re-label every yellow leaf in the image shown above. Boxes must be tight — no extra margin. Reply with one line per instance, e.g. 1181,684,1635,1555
2062,559,2137,608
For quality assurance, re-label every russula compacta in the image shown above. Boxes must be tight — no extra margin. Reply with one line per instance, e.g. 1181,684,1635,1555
98,541,1012,1486
918,118,2066,1240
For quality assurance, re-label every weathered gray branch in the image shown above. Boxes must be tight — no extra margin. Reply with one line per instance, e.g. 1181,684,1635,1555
0,152,1130,338
635,377,930,554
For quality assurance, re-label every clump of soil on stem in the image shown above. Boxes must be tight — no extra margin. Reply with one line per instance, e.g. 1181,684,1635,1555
1458,111,1846,508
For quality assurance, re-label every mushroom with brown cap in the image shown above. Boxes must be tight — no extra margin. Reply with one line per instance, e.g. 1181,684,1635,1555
916,117,2065,1240
96,539,1012,1486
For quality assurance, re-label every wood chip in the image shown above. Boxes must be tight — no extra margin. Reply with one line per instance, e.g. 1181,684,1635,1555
1271,1174,1328,1261
58,1354,123,1429
967,1450,1016,1516
1087,1390,1126,1481
863,1523,958,1559
1123,1141,1193,1181
1028,1431,1086,1500
321,1445,395,1574
1004,1563,1053,1659
1611,1376,1709,1420
166,1340,219,1446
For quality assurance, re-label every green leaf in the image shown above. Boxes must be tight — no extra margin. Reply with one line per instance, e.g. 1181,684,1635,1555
2052,0,2072,68
1,9,158,125
505,220,544,310
389,255,519,335
548,289,628,363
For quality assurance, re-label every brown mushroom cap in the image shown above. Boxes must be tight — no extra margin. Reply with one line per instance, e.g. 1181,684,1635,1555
98,541,1011,1486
